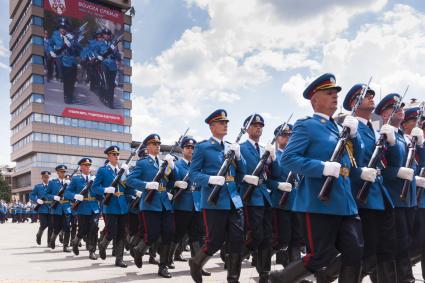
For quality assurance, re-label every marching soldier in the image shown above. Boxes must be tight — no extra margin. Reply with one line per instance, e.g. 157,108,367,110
94,145,131,268
64,158,99,260
30,171,52,246
375,94,424,282
169,137,211,276
268,124,304,268
188,109,247,283
343,85,399,282
126,134,176,278
46,165,72,252
239,114,274,283
270,74,364,283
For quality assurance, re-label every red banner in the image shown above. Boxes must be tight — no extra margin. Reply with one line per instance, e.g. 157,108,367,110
62,108,124,124
44,0,124,23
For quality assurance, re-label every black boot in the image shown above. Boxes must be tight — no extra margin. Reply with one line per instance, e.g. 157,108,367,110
396,257,415,283
115,240,127,268
47,227,53,247
190,241,211,276
251,250,258,267
88,232,98,260
174,242,187,262
125,234,131,251
98,237,111,260
167,242,178,269
288,245,301,263
63,231,71,253
36,227,43,245
227,253,242,283
338,265,362,283
134,240,150,268
276,249,289,267
50,232,58,249
158,244,172,278
129,235,140,258
269,260,312,283
71,236,81,256
59,231,64,244
422,250,425,280
257,248,272,283
149,243,159,264
376,260,397,283
315,254,341,283
189,249,211,283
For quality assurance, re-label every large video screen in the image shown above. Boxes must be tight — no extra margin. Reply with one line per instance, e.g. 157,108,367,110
43,0,126,124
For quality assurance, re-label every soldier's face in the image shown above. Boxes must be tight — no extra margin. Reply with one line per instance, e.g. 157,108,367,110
382,106,405,125
59,28,66,35
42,175,50,183
210,121,228,137
182,145,194,161
57,171,66,179
80,164,91,175
401,119,416,135
247,123,263,140
355,92,375,112
108,153,120,165
147,142,161,156
311,89,339,115
276,134,291,148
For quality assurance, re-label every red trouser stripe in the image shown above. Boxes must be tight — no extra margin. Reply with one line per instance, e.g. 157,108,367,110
202,209,209,253
141,212,149,244
303,213,315,266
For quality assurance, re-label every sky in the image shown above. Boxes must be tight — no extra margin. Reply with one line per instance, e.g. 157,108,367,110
1,0,425,164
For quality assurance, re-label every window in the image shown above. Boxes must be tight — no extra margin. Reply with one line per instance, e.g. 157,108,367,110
42,133,49,142
31,93,44,103
33,113,41,122
57,135,64,144
64,118,71,126
50,134,57,143
122,41,131,49
33,133,41,141
32,55,43,65
123,75,131,83
32,0,43,7
64,136,71,145
123,109,131,117
32,16,43,26
42,114,49,123
124,24,131,32
50,115,56,124
123,58,131,66
79,137,85,146
123,91,131,100
71,136,78,145
32,35,43,45
32,75,44,84
56,116,63,125
71,119,78,127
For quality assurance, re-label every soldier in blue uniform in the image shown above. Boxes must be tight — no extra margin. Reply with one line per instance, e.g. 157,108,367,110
343,85,400,282
188,109,247,283
46,165,72,252
93,28,122,108
30,171,52,246
238,114,274,283
126,134,176,278
0,199,6,223
48,18,81,104
270,74,365,283
64,158,99,260
400,107,425,281
168,137,210,276
94,145,131,268
268,124,305,270
375,94,425,282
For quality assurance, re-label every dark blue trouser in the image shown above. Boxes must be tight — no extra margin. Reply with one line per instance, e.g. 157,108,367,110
141,210,173,245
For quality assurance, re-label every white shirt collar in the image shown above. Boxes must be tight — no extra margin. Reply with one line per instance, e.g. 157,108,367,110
108,163,119,171
211,136,222,144
247,138,259,148
314,112,330,120
356,117,368,125
182,158,190,165
149,154,159,161
277,148,284,153
81,174,89,179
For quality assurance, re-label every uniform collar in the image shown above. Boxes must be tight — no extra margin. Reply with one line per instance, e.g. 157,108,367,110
182,158,190,165
149,154,158,161
356,116,368,125
81,174,89,179
108,163,119,171
211,136,223,144
314,112,330,120
247,138,260,148
277,148,284,153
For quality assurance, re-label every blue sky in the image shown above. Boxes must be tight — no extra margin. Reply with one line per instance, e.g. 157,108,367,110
1,0,425,164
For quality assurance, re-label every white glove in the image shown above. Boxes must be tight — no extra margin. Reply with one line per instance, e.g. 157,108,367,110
36,199,44,205
65,34,74,41
411,127,424,145
146,182,159,190
74,194,84,201
229,143,241,160
323,161,341,178
265,143,276,161
97,55,104,61
342,115,359,137
208,176,225,186
63,179,71,186
135,190,142,198
175,181,188,189
380,124,396,146
397,167,414,181
415,176,425,188
88,175,96,182
278,182,292,192
110,44,116,50
53,196,61,201
104,187,116,194
121,163,129,172
63,36,71,47
49,51,57,58
163,154,175,169
167,192,173,201
243,175,259,186
360,168,377,182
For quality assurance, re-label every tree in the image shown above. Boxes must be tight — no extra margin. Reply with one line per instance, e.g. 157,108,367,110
0,174,11,202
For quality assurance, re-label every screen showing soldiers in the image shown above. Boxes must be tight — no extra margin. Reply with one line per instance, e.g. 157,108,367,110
43,0,126,124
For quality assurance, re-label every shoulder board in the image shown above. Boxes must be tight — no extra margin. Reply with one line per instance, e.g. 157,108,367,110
297,116,311,121
197,139,208,144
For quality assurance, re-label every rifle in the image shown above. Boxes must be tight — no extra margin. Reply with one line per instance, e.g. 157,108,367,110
131,128,189,208
172,172,190,201
242,113,293,202
207,114,255,205
71,178,95,211
103,141,145,205
33,197,47,212
400,102,425,201
416,168,425,204
101,33,125,58
50,166,80,209
357,87,408,204
318,77,372,201
278,172,298,208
